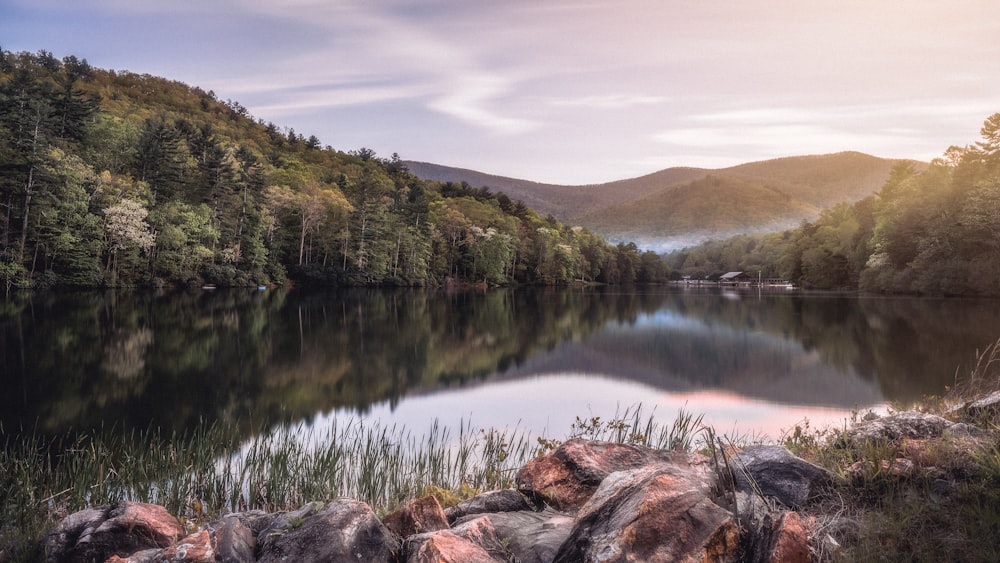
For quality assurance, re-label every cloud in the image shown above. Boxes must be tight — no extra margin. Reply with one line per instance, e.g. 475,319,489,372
547,94,668,110
226,0,541,135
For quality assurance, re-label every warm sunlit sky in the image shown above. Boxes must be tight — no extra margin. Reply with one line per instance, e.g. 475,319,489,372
2,0,998,184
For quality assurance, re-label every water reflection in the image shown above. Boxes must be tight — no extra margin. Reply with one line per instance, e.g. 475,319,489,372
2,287,998,440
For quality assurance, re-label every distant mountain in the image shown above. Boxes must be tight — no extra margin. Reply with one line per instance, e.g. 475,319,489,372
407,152,923,250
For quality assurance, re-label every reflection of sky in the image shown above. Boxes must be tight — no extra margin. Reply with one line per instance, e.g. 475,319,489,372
628,309,704,331
298,297,886,445
314,373,874,446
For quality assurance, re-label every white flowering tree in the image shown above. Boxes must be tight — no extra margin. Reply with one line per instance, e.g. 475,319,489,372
104,198,156,283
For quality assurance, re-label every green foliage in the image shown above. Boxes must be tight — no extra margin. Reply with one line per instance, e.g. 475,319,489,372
0,49,660,289
666,113,1000,296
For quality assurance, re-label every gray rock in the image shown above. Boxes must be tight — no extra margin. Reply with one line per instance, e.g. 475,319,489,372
445,489,532,523
43,502,184,563
212,515,256,563
949,390,1000,421
43,506,111,562
256,500,399,563
732,445,832,508
455,509,573,563
835,411,954,448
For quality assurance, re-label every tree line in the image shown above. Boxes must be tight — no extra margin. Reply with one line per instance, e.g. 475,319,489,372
666,112,1000,296
0,50,668,290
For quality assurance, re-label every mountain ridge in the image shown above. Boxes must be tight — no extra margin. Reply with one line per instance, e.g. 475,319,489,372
406,152,925,250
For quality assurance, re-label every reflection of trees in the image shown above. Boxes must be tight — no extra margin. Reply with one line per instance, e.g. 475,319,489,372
101,327,153,382
657,290,1000,402
0,287,654,437
5,287,996,438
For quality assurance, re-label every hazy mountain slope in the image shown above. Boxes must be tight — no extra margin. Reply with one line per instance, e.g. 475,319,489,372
404,161,708,219
407,152,917,249
580,175,820,246
720,151,911,209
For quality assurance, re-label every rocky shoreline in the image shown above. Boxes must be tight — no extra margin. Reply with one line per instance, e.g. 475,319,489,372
38,396,1000,562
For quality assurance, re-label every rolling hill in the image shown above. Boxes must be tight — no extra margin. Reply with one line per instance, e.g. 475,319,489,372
407,152,923,250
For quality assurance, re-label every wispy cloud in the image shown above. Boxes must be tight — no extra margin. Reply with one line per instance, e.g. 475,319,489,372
547,94,668,110
225,0,541,135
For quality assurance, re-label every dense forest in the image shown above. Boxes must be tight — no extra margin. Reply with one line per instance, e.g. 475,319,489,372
666,113,1000,296
0,50,666,290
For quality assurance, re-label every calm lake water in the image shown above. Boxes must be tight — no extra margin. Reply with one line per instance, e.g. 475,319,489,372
3,287,999,443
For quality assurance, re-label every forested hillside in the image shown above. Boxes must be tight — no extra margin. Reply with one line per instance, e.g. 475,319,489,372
409,153,909,249
666,114,1000,296
0,50,663,290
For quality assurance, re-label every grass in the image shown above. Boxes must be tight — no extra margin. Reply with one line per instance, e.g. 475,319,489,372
779,337,1000,562
6,358,1000,563
0,405,701,563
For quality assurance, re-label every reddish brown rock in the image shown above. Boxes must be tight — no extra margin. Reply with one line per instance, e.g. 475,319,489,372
553,465,739,563
404,516,511,562
382,495,450,538
515,438,709,510
43,502,184,563
156,529,214,562
405,530,504,563
767,511,814,563
101,515,255,563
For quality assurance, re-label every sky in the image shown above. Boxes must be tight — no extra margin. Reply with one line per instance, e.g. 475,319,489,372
2,0,999,185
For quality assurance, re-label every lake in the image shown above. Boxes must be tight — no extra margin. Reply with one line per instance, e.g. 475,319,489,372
3,286,999,445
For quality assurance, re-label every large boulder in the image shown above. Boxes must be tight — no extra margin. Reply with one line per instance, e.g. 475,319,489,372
256,499,399,563
43,502,184,563
732,445,831,508
515,438,711,510
552,465,739,563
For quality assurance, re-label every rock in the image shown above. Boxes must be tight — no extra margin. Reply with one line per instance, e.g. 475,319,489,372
515,438,710,511
43,502,184,563
225,509,274,536
444,489,531,523
102,515,256,563
404,530,505,563
765,511,813,563
943,422,987,438
836,411,953,448
732,445,832,508
151,529,215,563
552,465,739,563
949,391,1000,421
256,499,399,563
212,516,256,563
404,516,510,563
383,496,450,538
455,509,573,563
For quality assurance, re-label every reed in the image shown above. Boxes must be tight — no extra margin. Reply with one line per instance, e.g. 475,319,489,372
1,405,704,561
